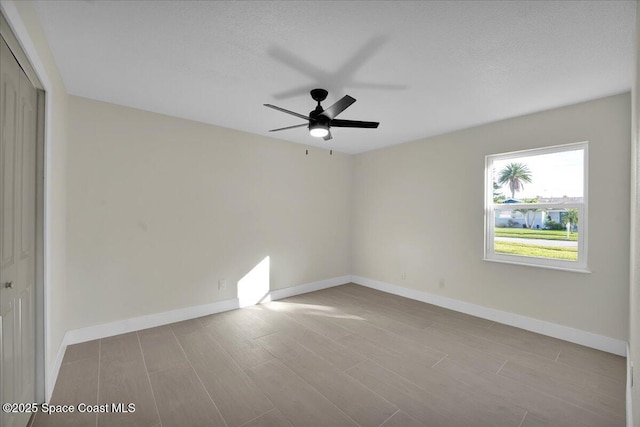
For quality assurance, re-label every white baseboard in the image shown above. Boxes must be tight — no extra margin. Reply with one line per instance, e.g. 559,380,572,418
46,275,350,401
351,275,627,356
48,273,627,400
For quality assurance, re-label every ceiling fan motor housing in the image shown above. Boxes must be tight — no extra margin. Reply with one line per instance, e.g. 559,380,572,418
309,108,329,127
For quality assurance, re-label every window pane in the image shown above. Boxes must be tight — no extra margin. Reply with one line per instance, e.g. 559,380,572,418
492,149,583,204
493,209,578,262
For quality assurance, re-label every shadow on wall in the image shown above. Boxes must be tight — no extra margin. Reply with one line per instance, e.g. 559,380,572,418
237,256,271,307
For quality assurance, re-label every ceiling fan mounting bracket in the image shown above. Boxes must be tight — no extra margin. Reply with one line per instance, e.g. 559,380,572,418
310,88,328,103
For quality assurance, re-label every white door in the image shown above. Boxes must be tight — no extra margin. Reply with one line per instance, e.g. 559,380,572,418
0,36,37,427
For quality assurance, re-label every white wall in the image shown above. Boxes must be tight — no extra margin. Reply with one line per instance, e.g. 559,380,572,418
65,96,351,331
0,0,69,398
352,93,630,341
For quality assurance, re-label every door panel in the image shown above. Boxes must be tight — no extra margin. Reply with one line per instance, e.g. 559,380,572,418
0,309,15,424
16,53,36,415
1,36,21,427
20,85,35,259
1,35,37,427
1,39,17,271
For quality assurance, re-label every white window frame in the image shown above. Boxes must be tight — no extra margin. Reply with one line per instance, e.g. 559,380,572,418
484,142,589,273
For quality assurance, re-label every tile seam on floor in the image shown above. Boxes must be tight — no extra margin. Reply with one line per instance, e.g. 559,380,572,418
279,360,364,427
342,286,496,330
331,292,430,330
337,357,405,412
194,316,284,424
346,328,446,370
514,345,625,386
295,339,362,372
285,345,400,419
244,355,276,372
428,322,569,365
247,320,366,427
254,334,285,363
365,353,534,426
344,357,371,373
345,310,498,367
351,357,444,401
517,410,528,427
430,354,448,368
200,316,278,380
553,359,625,383
169,327,230,427
136,331,162,427
345,358,472,425
237,407,277,427
250,329,282,340
504,354,627,392
344,320,448,364
359,319,448,361
376,409,399,427
495,368,626,421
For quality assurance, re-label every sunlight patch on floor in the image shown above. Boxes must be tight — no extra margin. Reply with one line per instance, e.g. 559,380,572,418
264,301,364,320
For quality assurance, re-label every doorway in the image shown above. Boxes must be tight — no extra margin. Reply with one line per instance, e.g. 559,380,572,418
0,11,45,427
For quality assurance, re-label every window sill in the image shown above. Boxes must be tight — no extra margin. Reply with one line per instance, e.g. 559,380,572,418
483,257,591,274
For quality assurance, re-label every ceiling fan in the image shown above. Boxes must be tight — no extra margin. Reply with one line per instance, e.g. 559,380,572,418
264,89,379,141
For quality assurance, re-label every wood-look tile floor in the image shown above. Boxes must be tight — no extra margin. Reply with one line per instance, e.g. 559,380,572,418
32,284,626,427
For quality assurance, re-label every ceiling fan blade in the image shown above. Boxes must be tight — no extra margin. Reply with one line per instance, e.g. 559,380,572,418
264,104,310,120
268,123,308,132
330,119,379,128
320,95,356,120
323,131,332,141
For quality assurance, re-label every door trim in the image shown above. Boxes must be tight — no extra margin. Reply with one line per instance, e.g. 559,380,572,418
0,13,42,91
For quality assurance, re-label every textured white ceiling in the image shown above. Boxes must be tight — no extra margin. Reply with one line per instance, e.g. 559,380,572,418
33,1,635,154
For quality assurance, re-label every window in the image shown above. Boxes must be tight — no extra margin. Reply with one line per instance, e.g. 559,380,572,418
484,142,588,272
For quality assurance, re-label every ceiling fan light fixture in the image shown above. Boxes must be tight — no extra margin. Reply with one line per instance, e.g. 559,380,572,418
309,122,329,138
265,89,379,141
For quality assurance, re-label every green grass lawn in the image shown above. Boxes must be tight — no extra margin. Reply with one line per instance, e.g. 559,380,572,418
495,241,578,261
495,227,578,242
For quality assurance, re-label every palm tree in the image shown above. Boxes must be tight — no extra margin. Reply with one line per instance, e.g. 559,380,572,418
493,181,505,203
498,163,532,199
562,208,579,232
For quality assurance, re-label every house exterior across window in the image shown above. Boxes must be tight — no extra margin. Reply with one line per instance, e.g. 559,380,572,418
485,142,588,272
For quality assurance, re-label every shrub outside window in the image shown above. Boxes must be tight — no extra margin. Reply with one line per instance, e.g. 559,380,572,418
484,142,588,272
